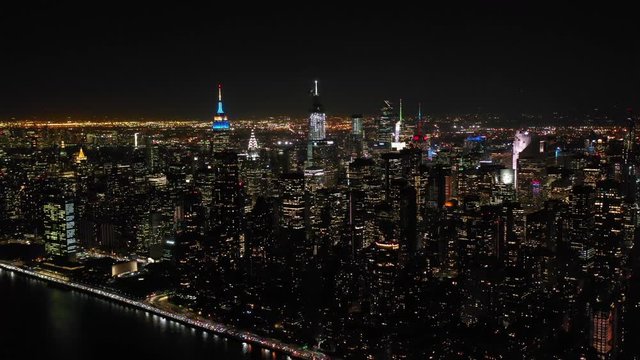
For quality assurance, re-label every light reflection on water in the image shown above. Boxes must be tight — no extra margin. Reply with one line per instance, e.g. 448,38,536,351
0,271,291,360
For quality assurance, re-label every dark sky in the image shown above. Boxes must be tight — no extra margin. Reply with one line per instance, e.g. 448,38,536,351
1,2,639,120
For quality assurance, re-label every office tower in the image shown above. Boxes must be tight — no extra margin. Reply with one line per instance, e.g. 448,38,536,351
411,103,430,162
492,168,516,204
307,140,337,186
43,171,77,261
245,196,275,275
304,166,325,192
623,110,638,204
365,235,401,321
376,100,396,147
426,164,453,208
247,128,260,160
211,84,231,153
174,189,203,297
593,179,624,280
145,135,160,173
569,185,596,273
278,172,306,294
435,200,461,278
279,172,306,232
350,114,364,158
352,113,363,136
513,130,532,186
517,142,546,209
348,158,383,249
391,99,405,150
308,80,326,142
242,128,263,208
589,294,620,359
211,150,243,262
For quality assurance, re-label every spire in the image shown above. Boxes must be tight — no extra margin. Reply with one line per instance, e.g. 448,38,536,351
418,102,422,121
310,80,323,113
308,80,326,141
76,147,87,163
212,83,229,128
248,128,258,151
393,98,403,143
217,84,224,114
247,128,259,159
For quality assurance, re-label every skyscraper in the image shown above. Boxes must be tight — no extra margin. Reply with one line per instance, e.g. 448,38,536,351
212,84,231,152
376,100,396,146
247,128,260,160
350,114,364,158
308,80,326,142
411,103,430,161
212,150,244,262
43,172,77,261
512,130,531,187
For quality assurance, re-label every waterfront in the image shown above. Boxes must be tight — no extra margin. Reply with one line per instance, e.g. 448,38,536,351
0,268,293,360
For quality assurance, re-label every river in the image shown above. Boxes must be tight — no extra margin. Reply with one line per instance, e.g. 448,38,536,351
0,268,289,360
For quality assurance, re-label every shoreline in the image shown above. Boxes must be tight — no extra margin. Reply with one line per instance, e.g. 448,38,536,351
0,261,329,360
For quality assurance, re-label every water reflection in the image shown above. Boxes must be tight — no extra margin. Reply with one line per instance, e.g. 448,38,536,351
0,272,290,360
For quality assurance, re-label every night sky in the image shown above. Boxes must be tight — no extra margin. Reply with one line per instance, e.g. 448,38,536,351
1,2,639,120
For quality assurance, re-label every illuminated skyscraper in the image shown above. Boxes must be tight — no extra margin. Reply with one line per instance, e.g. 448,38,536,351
411,103,430,160
589,295,619,359
376,100,396,146
212,151,244,262
351,113,363,136
393,99,403,142
43,172,77,261
212,84,231,152
350,114,364,158
247,128,260,160
279,172,305,231
623,110,638,201
569,185,596,273
512,130,531,188
308,80,326,141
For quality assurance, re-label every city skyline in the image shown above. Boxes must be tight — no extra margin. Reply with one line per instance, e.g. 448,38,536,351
3,3,640,360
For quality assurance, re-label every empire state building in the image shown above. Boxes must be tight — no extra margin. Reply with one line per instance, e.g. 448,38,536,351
212,84,231,152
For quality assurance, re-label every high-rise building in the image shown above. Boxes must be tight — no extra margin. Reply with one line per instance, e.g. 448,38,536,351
211,150,244,262
376,100,396,147
279,172,306,231
593,179,624,280
351,113,363,136
623,110,638,201
242,128,264,209
411,103,430,162
350,114,364,158
308,80,326,142
247,128,260,160
569,185,596,273
211,84,231,152
513,130,532,187
43,172,77,261
589,295,619,359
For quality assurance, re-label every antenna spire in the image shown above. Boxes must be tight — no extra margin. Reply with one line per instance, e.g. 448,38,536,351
314,80,319,96
216,84,224,115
